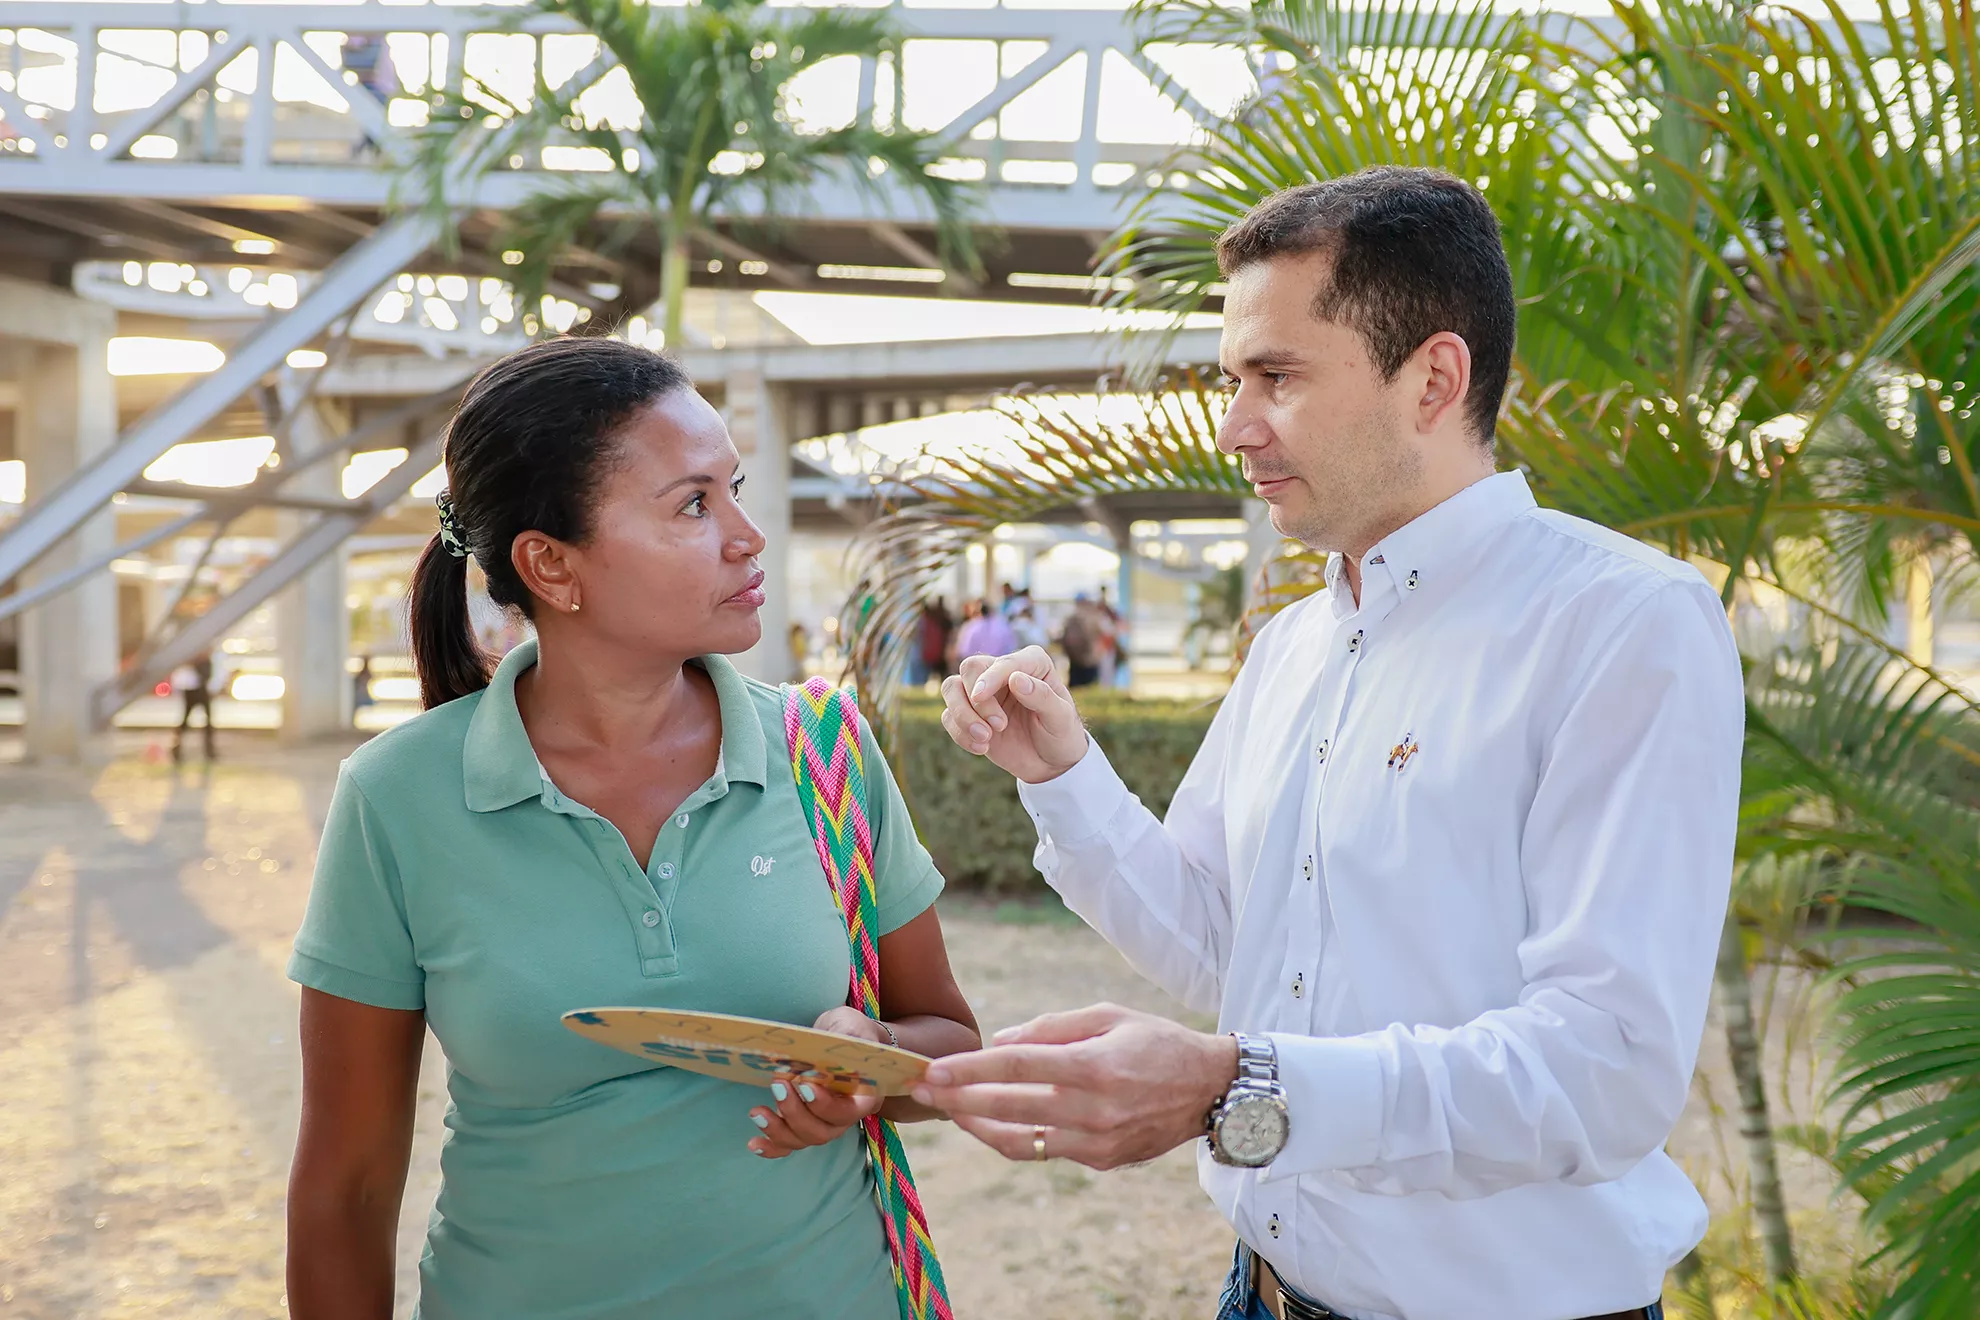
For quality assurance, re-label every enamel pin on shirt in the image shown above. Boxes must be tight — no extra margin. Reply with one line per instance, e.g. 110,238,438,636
1387,734,1419,771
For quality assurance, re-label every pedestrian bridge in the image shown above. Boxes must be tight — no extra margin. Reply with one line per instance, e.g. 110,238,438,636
0,2,1250,758
0,1,1237,297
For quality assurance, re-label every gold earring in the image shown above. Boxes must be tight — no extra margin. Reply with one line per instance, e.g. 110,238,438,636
570,599,580,614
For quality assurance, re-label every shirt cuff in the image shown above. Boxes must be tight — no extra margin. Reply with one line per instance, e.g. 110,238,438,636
288,949,426,1012
1015,736,1129,848
1257,1031,1387,1183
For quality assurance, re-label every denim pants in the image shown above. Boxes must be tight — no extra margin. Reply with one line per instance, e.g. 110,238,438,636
1213,1243,1666,1320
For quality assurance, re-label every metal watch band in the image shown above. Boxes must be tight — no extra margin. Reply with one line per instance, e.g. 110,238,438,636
1233,1032,1279,1086
1206,1032,1288,1167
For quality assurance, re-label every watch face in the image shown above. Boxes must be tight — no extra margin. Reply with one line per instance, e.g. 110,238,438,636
1219,1094,1290,1165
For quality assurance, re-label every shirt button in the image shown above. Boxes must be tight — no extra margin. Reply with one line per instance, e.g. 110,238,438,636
1314,740,1329,761
1301,855,1314,881
1268,1214,1281,1239
657,862,676,880
1405,570,1420,590
675,814,690,829
641,910,660,928
1347,630,1364,653
1291,973,1304,999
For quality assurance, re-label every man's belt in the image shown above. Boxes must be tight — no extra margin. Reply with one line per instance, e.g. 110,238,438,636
1247,1253,1346,1320
1247,1252,1661,1320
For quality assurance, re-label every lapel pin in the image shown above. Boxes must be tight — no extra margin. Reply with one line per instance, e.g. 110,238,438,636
1387,735,1419,771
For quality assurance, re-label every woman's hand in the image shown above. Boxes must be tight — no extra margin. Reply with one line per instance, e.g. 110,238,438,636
745,1008,888,1159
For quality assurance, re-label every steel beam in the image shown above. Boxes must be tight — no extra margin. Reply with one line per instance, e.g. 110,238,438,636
96,32,244,163
0,199,186,261
120,481,356,513
696,228,813,290
0,383,457,624
93,425,444,723
0,510,207,626
0,212,437,588
870,221,978,295
281,26,394,149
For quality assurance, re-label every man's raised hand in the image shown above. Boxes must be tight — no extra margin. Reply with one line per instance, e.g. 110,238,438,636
938,646,1089,785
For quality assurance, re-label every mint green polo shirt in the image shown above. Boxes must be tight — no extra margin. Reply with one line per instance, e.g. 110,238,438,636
288,639,943,1320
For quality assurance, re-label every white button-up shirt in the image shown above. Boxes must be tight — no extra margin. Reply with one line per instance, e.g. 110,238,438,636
1018,472,1743,1320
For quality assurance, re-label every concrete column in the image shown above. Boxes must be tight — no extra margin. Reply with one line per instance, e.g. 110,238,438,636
16,330,119,763
277,393,351,742
725,366,792,683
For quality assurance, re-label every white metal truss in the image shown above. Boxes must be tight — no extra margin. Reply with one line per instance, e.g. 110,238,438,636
93,419,448,724
0,213,437,588
0,2,1233,232
0,381,461,628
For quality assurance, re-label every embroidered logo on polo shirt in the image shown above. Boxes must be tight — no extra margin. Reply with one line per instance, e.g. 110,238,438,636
1387,734,1420,771
750,855,777,876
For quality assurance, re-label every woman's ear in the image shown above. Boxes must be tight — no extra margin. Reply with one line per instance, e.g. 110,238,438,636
512,531,582,615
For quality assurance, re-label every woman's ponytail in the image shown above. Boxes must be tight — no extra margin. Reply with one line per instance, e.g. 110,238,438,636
409,533,488,709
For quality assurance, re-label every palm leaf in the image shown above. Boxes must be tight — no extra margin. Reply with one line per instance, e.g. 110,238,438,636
392,0,982,336
844,378,1243,721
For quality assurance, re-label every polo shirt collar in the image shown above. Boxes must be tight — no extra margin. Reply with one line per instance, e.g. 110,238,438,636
1326,470,1536,607
463,638,770,813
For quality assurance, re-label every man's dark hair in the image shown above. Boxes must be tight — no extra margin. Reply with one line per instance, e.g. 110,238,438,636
1217,166,1515,444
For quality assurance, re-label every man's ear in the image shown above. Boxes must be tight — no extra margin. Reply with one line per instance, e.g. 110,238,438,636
1411,331,1473,435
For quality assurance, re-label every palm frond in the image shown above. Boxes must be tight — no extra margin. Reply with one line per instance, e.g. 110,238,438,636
844,378,1242,720
1738,637,1980,1317
391,0,982,329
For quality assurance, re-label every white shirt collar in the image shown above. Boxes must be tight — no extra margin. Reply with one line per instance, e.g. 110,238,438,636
1324,470,1537,610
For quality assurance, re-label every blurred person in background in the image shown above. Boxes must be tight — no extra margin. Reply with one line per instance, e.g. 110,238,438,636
913,596,954,688
171,651,218,763
1059,594,1103,690
957,598,1018,661
1011,604,1051,654
1096,585,1125,689
945,599,979,674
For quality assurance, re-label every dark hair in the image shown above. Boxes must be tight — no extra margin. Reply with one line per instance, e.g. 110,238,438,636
1216,166,1515,443
409,336,693,709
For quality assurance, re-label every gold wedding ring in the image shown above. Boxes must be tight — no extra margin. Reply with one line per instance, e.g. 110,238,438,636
1032,1125,1048,1161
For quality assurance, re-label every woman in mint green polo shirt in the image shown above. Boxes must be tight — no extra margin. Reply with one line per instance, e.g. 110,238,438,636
285,337,980,1319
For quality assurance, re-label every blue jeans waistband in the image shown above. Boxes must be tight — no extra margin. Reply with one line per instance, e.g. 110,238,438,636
1213,1242,1667,1320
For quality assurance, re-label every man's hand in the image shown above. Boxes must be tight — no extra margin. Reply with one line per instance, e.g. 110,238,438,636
746,1008,886,1159
909,1003,1240,1171
939,646,1089,785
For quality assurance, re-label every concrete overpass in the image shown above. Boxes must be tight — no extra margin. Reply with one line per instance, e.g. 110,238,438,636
0,0,1245,758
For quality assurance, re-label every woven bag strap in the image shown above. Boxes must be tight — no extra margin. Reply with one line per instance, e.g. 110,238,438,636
785,679,955,1320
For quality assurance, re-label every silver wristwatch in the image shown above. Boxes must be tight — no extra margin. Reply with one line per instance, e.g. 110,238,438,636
1207,1033,1290,1167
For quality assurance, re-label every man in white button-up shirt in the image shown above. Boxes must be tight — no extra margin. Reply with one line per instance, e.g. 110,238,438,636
913,168,1744,1320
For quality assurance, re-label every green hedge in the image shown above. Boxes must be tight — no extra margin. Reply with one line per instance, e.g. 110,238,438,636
886,693,1221,892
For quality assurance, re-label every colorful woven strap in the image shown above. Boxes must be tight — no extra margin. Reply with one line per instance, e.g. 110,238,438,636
784,678,956,1320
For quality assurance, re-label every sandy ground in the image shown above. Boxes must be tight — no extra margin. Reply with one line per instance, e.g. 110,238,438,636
0,735,1855,1318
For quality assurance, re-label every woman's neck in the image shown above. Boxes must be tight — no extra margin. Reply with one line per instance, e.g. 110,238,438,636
515,631,705,757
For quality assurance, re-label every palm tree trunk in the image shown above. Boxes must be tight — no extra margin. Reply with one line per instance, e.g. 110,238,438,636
1714,910,1797,1282
660,232,691,348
